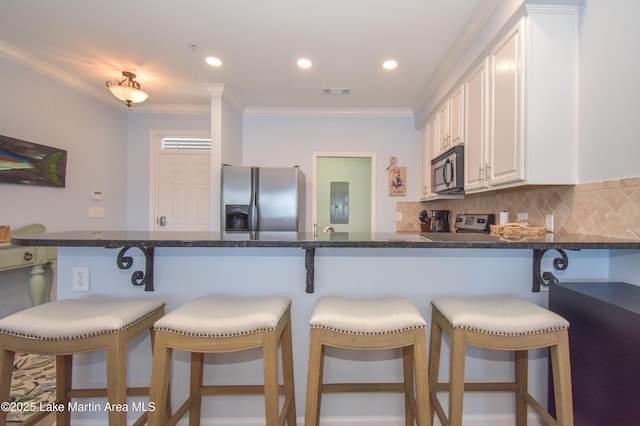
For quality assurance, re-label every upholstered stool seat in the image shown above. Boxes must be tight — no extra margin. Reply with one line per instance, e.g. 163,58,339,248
305,296,430,426
428,296,573,426
0,295,165,426
147,295,296,425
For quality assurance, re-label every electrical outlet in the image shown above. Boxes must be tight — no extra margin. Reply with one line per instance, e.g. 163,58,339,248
72,267,90,291
517,212,528,221
545,214,554,233
396,212,403,221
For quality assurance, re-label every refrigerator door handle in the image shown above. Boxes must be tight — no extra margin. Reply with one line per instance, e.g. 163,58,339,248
249,167,258,231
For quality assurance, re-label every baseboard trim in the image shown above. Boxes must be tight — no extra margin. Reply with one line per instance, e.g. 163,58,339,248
68,413,545,425
176,414,543,425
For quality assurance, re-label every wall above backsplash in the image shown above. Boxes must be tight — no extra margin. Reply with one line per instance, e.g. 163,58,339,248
397,177,640,240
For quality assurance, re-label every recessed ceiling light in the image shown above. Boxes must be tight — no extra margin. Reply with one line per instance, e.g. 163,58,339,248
206,57,222,67
297,58,312,69
383,60,398,70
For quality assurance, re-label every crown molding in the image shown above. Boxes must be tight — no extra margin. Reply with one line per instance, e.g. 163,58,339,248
412,0,502,117
129,103,210,115
0,40,129,110
243,106,414,118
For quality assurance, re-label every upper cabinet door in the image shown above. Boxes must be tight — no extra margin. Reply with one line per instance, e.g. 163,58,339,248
436,101,450,155
433,85,465,157
464,58,489,192
488,18,525,187
449,85,464,147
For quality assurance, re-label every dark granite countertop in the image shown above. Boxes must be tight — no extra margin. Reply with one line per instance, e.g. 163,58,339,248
11,230,640,250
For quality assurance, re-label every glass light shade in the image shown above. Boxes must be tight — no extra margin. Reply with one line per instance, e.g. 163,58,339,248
109,85,149,104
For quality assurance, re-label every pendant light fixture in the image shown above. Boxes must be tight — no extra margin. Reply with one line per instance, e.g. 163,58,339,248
106,71,149,107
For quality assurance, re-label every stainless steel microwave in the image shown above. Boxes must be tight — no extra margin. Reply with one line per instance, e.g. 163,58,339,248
431,145,464,194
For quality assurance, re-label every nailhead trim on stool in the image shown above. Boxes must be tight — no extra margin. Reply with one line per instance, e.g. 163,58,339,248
147,295,296,426
0,295,166,426
428,296,574,426
305,296,431,426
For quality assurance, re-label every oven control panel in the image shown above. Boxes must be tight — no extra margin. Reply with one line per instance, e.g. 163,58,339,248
454,214,495,233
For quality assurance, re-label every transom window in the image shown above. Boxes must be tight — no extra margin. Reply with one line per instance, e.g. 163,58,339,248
161,137,211,151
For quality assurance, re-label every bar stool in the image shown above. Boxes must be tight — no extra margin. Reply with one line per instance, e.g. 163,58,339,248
0,295,165,426
428,296,573,426
147,295,296,425
305,296,430,426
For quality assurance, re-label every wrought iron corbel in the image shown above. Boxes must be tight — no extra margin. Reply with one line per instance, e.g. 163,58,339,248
305,247,316,293
532,248,571,292
116,246,155,291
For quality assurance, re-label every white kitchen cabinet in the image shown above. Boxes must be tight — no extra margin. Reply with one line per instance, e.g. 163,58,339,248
419,117,438,200
433,85,464,157
464,5,578,193
435,102,449,155
464,58,489,192
488,19,525,187
449,86,464,147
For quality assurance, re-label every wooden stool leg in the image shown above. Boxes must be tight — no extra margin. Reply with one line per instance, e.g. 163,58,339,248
148,334,172,425
304,328,325,426
514,350,528,426
280,320,297,425
190,352,204,426
262,331,280,425
56,354,72,426
428,318,443,424
551,332,574,426
402,346,416,426
412,330,430,426
106,336,128,426
448,329,466,426
0,348,15,425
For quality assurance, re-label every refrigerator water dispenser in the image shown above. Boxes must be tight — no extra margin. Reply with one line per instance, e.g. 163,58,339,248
225,204,249,231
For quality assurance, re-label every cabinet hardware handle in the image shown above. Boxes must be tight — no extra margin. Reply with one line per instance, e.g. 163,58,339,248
23,251,33,261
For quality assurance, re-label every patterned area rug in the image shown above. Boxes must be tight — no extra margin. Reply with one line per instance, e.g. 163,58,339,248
8,352,56,422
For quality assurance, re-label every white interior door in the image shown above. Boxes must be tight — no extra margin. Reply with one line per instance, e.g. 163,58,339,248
156,152,211,231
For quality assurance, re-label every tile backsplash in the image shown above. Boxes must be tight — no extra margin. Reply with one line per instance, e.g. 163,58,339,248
397,177,640,239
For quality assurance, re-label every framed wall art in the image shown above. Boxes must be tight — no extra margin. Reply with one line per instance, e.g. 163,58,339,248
0,135,67,187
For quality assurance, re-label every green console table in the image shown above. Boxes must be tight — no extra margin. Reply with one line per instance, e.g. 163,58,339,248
0,224,56,306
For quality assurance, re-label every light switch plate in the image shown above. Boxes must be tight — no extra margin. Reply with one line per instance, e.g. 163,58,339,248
89,207,105,218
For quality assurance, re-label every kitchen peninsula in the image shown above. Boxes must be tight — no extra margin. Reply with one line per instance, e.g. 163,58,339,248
12,230,640,293
10,231,640,424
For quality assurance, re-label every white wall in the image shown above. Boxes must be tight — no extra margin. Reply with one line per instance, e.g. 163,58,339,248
221,97,244,166
576,0,640,182
0,56,128,232
125,112,211,230
0,56,128,313
243,115,418,232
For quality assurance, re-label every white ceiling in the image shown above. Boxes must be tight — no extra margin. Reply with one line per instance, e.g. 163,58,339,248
0,0,500,114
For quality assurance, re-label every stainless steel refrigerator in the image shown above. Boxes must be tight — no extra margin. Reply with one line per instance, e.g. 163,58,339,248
221,165,305,232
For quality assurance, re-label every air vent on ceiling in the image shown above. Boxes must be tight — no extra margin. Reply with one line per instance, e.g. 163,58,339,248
323,88,350,95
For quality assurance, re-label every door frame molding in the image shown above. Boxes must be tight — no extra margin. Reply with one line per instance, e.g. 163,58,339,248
148,130,211,231
312,152,377,234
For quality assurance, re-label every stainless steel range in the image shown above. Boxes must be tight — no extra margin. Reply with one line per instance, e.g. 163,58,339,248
454,214,495,233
